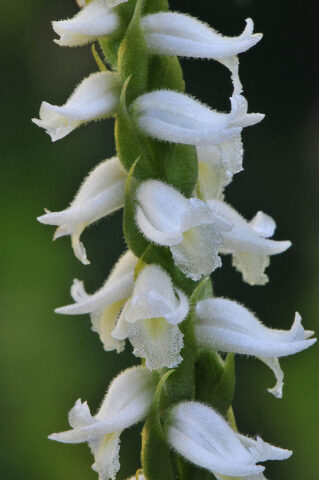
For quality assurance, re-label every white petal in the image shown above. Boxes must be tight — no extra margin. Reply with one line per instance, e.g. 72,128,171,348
52,0,119,47
136,181,228,279
170,223,223,280
232,252,270,286
38,157,126,263
196,299,316,358
121,265,189,369
250,211,276,238
32,72,121,141
236,434,291,462
91,299,126,352
208,199,291,284
168,402,266,477
142,13,262,94
55,251,137,315
49,366,156,443
128,317,184,370
125,265,186,323
141,14,262,59
90,431,121,480
133,90,263,146
196,299,316,396
197,137,243,200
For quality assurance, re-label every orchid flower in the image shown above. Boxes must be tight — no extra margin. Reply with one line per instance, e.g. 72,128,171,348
38,157,127,265
195,298,316,397
49,366,157,480
207,200,292,285
32,72,121,141
38,157,126,264
55,251,137,352
141,14,262,94
135,180,232,280
112,264,189,370
52,0,121,47
167,402,291,478
133,92,264,146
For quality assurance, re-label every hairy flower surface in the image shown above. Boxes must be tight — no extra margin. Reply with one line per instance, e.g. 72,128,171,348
167,402,291,477
135,180,232,280
38,157,126,264
112,265,189,369
141,14,262,94
196,298,316,397
32,72,121,141
133,92,264,146
52,0,120,47
49,366,156,480
208,200,291,285
196,137,243,200
56,251,137,351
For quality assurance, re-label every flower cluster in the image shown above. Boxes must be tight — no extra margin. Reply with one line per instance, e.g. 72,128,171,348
34,1,316,480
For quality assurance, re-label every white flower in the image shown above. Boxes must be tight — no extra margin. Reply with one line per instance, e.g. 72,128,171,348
208,200,292,285
49,366,156,480
133,92,264,146
112,264,189,370
135,180,232,280
37,157,126,264
32,72,121,141
195,298,316,398
52,0,120,47
55,251,137,352
196,136,243,200
167,401,291,478
141,14,262,94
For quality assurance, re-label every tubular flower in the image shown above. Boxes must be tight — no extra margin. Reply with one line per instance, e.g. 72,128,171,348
133,91,264,146
195,298,316,397
49,366,157,480
37,157,126,265
167,402,291,478
135,180,232,280
112,265,189,370
32,71,121,141
207,200,292,285
55,251,137,352
52,0,120,47
141,14,262,94
196,136,243,200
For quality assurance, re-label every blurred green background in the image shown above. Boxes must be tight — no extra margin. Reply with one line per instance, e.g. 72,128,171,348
1,1,318,479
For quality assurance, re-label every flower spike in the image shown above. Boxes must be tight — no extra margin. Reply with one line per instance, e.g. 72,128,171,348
55,251,137,352
32,71,121,141
195,298,316,397
133,91,264,146
49,366,157,480
38,157,126,264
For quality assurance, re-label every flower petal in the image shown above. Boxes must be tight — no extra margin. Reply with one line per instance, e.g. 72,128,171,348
167,402,266,477
32,72,121,141
38,157,126,264
52,0,119,47
196,299,316,396
55,251,137,315
133,91,262,146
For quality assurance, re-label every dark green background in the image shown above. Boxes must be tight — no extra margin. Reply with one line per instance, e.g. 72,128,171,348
1,1,318,479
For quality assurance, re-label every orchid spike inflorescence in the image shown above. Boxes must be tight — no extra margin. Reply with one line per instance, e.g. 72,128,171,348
34,1,316,480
